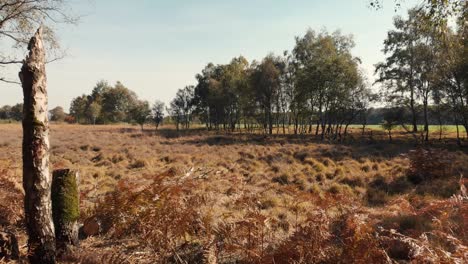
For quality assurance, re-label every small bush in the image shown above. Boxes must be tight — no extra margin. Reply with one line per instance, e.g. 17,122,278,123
415,178,460,198
387,177,412,194
406,148,452,184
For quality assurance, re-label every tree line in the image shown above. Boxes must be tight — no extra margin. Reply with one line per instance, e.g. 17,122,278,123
376,6,467,141
65,28,373,141
2,5,462,143
0,103,67,122
164,5,467,141
68,80,164,129
2,5,466,143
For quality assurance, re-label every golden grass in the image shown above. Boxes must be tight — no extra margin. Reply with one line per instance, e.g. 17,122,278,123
0,123,467,263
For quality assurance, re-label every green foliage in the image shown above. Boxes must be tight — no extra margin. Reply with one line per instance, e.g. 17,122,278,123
168,85,195,130
69,81,144,124
251,54,282,134
129,100,151,129
49,106,66,122
188,30,372,137
369,0,464,26
0,103,23,121
152,100,165,129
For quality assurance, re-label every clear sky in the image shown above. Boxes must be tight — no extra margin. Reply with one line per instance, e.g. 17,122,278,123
0,0,419,110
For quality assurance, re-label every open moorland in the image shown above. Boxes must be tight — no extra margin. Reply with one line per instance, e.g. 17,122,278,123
0,124,467,263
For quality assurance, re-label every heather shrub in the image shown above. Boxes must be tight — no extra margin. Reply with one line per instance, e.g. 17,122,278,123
406,148,452,184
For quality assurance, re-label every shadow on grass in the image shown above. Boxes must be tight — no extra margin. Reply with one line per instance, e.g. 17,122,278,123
151,129,466,160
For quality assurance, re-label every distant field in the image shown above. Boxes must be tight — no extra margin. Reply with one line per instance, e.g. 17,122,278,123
349,124,467,133
1,120,465,134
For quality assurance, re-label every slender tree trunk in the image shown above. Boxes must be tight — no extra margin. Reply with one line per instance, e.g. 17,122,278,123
52,169,80,254
282,113,286,135
268,109,273,135
344,123,350,139
423,99,429,142
409,41,418,133
20,27,56,264
435,108,442,141
410,94,418,133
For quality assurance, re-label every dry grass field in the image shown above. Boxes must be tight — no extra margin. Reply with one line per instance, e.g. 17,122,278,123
0,124,467,263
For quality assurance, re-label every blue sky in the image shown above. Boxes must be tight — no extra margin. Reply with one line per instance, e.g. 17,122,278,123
0,0,419,110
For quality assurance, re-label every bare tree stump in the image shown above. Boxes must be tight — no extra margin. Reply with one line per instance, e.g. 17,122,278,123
20,27,56,264
52,169,80,253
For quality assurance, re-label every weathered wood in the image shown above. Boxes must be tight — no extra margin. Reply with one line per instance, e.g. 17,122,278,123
52,169,80,253
20,27,56,264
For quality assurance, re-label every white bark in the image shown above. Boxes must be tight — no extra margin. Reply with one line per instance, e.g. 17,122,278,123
20,27,56,264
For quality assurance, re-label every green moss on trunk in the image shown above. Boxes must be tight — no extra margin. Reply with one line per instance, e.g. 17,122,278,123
52,169,80,251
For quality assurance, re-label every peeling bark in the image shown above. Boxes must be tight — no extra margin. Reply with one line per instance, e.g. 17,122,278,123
20,27,56,264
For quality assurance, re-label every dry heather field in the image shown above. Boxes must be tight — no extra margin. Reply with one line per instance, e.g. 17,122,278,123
0,124,467,263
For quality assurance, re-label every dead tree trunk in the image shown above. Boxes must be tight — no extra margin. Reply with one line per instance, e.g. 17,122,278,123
52,169,80,253
20,27,56,264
